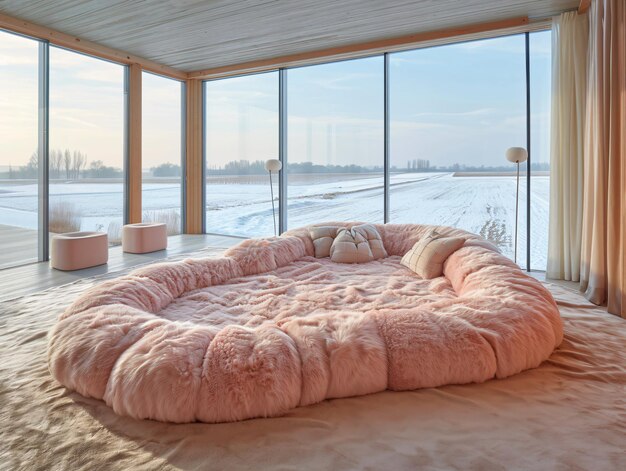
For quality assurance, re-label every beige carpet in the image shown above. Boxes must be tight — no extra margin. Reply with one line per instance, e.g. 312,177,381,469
1,251,625,471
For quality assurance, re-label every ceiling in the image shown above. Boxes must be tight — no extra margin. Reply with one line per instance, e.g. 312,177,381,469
0,0,579,73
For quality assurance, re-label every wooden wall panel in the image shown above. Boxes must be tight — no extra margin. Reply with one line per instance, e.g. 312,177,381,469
185,79,204,234
127,63,142,224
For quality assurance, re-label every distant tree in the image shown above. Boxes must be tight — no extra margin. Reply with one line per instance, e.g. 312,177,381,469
50,150,63,179
64,149,72,179
203,157,551,177
152,162,181,177
87,160,122,178
20,151,39,178
72,151,86,179
222,159,266,175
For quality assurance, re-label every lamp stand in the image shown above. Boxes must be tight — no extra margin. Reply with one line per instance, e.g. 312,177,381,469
505,147,527,266
269,170,277,237
514,161,520,264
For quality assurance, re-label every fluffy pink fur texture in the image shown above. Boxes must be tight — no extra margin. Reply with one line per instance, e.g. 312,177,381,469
47,223,563,423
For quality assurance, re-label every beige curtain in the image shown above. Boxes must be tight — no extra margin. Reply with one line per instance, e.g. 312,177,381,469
546,12,589,281
579,0,626,318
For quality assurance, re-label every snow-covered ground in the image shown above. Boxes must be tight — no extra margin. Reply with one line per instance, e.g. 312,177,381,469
205,172,549,270
0,172,549,269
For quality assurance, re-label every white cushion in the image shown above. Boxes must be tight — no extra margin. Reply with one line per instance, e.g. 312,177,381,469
353,224,387,260
328,225,387,264
309,226,341,258
311,224,387,263
330,228,373,263
401,231,465,278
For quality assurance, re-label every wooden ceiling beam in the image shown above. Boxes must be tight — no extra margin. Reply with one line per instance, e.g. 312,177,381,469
0,12,187,80
188,16,531,80
578,0,591,14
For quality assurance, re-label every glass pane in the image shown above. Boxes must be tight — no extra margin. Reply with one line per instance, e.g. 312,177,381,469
142,72,182,235
287,57,384,228
49,47,125,245
389,35,528,267
530,31,551,271
205,72,279,237
0,30,40,268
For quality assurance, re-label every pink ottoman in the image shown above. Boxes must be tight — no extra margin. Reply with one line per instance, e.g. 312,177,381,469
51,232,109,271
122,223,167,254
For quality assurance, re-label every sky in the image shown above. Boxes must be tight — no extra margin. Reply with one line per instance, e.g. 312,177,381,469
1,29,551,172
0,31,38,169
205,31,551,169
0,29,182,171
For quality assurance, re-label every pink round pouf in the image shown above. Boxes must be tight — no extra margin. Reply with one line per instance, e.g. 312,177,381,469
50,231,108,271
122,222,167,254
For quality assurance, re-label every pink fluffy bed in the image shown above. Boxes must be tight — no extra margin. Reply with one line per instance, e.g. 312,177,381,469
47,223,563,424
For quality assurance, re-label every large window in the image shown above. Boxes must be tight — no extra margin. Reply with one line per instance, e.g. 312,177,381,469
389,35,528,267
0,30,40,268
0,27,551,271
286,57,384,228
202,32,551,269
529,31,552,270
204,72,279,237
142,72,183,235
49,47,125,244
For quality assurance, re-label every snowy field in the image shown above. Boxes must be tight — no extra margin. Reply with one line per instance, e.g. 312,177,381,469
0,172,549,270
207,172,549,270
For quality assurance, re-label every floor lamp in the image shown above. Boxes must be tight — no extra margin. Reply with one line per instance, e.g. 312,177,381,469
265,159,282,237
506,147,528,264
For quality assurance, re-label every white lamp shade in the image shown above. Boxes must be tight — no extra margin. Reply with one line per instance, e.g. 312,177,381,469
506,147,528,164
265,159,282,172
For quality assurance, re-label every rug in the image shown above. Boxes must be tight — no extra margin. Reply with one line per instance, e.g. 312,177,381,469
1,246,625,470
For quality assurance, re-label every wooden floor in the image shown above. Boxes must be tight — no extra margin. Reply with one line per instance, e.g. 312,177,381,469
0,233,244,302
0,224,39,269
530,271,580,293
